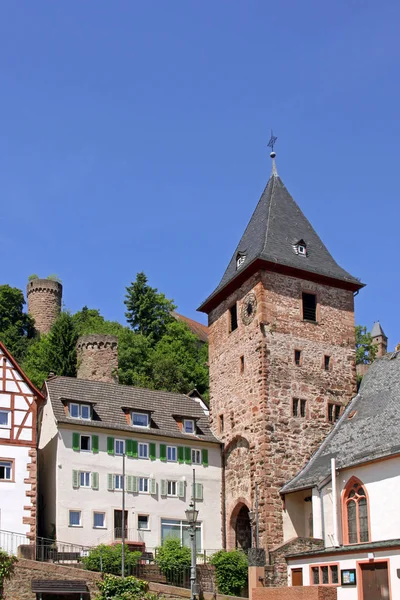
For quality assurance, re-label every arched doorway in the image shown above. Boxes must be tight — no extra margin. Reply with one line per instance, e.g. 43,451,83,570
234,505,251,551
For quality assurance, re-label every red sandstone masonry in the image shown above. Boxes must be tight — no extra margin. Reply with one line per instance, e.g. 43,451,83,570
208,270,356,554
26,279,62,335
252,588,336,600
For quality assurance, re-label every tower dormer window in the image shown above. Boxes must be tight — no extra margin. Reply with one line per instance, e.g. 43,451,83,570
293,240,307,256
236,254,246,269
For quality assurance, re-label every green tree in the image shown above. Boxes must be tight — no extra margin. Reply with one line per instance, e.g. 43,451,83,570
0,550,17,599
155,538,191,585
149,321,209,397
73,306,124,337
210,550,248,596
356,325,378,365
82,544,141,575
0,285,35,362
124,273,176,343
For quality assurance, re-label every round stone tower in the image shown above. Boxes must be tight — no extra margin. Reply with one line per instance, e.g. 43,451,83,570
76,335,118,384
26,278,63,335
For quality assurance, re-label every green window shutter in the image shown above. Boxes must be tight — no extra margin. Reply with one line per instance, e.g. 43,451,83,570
150,443,156,461
72,433,80,452
195,483,203,501
132,476,138,493
202,449,209,467
150,478,157,495
178,481,185,498
107,474,114,491
72,470,80,489
185,447,191,464
107,437,115,455
92,472,99,490
92,435,99,454
132,440,138,458
126,439,133,457
160,444,167,462
127,475,134,492
160,479,167,496
177,447,184,464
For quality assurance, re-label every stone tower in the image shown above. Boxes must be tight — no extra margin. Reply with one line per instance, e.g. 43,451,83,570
76,334,118,383
371,321,387,357
26,278,63,335
198,152,363,553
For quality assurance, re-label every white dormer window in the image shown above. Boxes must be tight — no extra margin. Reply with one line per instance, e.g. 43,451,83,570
293,240,307,257
69,403,91,420
236,254,246,269
184,419,195,434
132,412,150,428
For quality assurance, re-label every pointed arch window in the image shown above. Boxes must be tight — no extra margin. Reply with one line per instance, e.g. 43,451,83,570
343,478,369,544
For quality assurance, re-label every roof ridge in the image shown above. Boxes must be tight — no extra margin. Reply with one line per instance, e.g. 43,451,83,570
262,174,276,257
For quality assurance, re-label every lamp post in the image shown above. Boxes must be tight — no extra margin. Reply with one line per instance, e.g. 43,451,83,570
185,471,199,600
121,451,126,578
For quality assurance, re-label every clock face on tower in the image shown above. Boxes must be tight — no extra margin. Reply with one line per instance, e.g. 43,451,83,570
241,292,257,325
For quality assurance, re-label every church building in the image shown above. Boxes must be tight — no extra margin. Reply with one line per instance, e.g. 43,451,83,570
198,148,363,554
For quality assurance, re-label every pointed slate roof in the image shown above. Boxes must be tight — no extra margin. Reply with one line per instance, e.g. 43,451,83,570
371,321,387,339
198,165,363,312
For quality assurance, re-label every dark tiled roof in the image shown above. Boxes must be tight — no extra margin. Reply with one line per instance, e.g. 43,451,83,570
286,538,400,559
173,312,209,343
281,353,400,494
46,376,219,444
199,172,362,310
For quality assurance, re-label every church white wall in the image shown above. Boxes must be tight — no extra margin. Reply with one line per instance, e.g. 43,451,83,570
52,426,222,551
283,489,313,541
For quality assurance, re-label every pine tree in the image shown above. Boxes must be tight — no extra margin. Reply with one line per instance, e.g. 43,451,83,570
47,312,78,377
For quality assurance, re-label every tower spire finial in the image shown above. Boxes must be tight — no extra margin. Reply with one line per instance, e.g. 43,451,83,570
267,129,278,177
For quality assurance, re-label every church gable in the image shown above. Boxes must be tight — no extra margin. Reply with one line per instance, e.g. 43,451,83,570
0,342,43,446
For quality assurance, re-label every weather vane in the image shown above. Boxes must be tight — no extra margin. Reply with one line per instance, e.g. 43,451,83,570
267,129,278,153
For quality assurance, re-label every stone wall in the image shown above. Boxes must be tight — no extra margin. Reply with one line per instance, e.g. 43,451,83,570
208,269,356,553
267,538,325,587
3,559,101,600
252,587,336,600
23,448,38,540
76,334,118,383
26,279,62,335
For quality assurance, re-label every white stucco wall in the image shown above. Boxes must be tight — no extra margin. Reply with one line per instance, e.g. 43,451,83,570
0,445,31,535
288,548,400,600
283,488,313,541
53,426,222,551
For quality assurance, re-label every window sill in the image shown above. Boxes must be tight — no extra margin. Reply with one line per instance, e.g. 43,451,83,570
138,528,151,532
68,525,83,528
302,319,318,325
0,479,14,483
93,526,107,530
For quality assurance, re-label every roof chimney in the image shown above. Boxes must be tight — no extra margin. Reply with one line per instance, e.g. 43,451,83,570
76,335,118,384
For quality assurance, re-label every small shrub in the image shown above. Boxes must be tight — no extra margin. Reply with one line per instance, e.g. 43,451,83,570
28,274,39,281
0,551,17,598
97,574,148,599
47,274,62,283
82,544,141,575
210,549,248,596
155,538,191,572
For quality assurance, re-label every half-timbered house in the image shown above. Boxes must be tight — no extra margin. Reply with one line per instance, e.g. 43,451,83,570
0,341,44,539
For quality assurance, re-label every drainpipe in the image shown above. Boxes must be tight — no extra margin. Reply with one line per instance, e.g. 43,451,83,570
331,458,340,547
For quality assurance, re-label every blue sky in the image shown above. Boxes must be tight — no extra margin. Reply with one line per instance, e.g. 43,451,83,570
1,1,399,347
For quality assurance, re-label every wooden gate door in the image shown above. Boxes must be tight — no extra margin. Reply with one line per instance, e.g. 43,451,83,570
361,562,390,600
291,568,303,586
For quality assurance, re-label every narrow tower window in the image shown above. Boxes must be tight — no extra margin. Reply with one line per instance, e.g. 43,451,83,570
324,355,331,371
328,403,341,423
229,304,238,332
300,399,307,418
219,414,224,433
292,398,299,417
294,350,302,366
302,293,317,322
240,355,245,373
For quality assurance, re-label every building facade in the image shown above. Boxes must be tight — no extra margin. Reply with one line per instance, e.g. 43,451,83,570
0,341,44,540
283,352,400,600
198,153,363,552
39,376,222,551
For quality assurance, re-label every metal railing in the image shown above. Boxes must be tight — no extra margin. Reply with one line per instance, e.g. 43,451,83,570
0,529,92,564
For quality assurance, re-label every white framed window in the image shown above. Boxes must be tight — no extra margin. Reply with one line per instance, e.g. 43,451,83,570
167,481,177,496
0,411,10,428
69,510,81,527
0,461,12,481
115,439,125,455
80,435,91,452
114,475,123,490
138,515,149,530
139,442,149,459
167,446,177,462
93,512,106,529
184,419,195,434
298,244,306,255
132,412,149,428
161,519,202,551
191,449,201,465
139,477,149,493
236,254,246,269
69,403,91,420
80,472,91,488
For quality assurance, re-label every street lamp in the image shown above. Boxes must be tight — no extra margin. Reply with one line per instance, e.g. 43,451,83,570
185,500,199,600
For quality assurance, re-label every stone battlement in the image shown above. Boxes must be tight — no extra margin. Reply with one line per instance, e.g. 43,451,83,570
77,335,118,383
26,279,62,335
76,334,118,349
